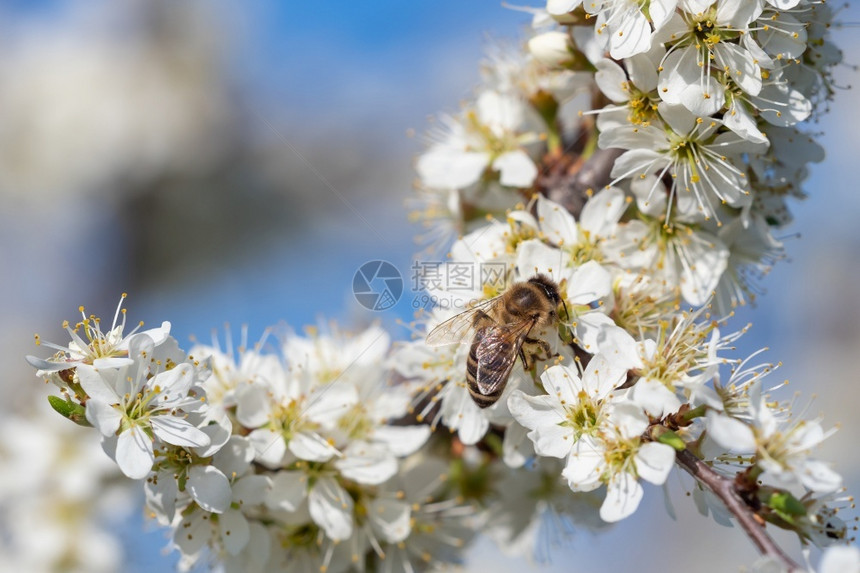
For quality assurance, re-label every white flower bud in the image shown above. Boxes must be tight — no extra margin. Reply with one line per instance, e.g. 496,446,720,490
528,31,573,68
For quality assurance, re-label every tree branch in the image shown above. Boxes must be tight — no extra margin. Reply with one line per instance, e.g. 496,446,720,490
536,146,624,218
675,448,802,572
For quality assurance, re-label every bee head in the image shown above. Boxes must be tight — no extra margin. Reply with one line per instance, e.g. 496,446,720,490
527,274,561,306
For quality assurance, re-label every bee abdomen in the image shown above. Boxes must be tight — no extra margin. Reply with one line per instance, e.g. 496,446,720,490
466,340,480,388
468,383,502,408
466,337,504,409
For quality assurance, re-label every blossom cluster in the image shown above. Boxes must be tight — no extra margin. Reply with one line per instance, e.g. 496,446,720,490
0,409,131,573
401,0,855,566
27,300,482,572
412,0,841,311
398,196,849,532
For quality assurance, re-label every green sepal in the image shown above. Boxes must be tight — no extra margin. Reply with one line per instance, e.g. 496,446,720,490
530,89,560,129
656,429,686,451
682,405,707,422
483,432,503,457
766,491,807,518
449,457,493,503
47,395,91,427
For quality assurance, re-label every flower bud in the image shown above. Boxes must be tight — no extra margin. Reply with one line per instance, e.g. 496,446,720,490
546,1,588,24
528,31,574,68
762,490,807,518
650,426,686,451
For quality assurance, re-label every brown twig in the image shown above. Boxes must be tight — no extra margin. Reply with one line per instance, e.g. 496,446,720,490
536,146,624,218
675,448,802,571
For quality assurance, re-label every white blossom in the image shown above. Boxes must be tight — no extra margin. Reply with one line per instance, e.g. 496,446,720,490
27,294,170,374
417,90,542,190
77,333,211,479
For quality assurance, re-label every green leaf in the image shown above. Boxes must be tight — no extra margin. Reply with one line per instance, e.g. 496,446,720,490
47,395,91,427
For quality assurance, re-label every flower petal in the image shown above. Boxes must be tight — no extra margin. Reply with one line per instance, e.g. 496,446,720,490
151,416,211,448
77,365,122,404
608,402,649,440
85,399,123,437
540,365,583,406
234,383,271,429
547,0,582,16
628,377,682,419
567,261,611,305
502,420,533,468
595,324,643,370
494,150,538,188
371,425,431,457
289,430,339,463
562,436,604,491
579,186,627,237
266,470,309,512
174,513,210,556
595,59,630,103
91,356,135,369
248,428,287,468
605,7,651,59
367,498,412,543
705,411,756,452
220,508,251,555
145,470,178,524
477,90,525,134
575,312,618,355
116,425,154,479
537,195,579,247
213,436,256,479
635,442,675,485
334,441,398,485
800,460,842,494
516,239,566,285
440,384,489,446
231,475,271,506
309,476,354,541
724,98,768,144
416,147,489,189
25,355,75,372
819,546,860,573
600,472,644,522
148,363,194,406
508,391,571,459
195,416,233,458
187,465,232,513
304,384,359,425
581,353,627,401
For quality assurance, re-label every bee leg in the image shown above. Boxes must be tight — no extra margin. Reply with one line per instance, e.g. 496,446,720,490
524,337,554,362
519,347,534,371
537,339,553,361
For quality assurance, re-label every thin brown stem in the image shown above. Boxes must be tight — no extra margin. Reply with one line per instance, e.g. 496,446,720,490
675,448,802,571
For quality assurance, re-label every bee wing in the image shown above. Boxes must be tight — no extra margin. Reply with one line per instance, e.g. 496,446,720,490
473,319,534,397
424,295,502,346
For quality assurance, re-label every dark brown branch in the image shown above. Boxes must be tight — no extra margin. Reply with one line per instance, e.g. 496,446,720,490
675,448,802,571
536,146,624,218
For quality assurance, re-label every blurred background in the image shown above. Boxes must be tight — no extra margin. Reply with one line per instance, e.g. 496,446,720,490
1,0,858,571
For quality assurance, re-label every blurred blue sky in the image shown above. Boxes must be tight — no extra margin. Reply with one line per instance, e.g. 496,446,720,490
126,1,529,343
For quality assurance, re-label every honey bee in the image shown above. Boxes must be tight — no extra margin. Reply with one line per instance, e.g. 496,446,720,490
425,274,564,408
